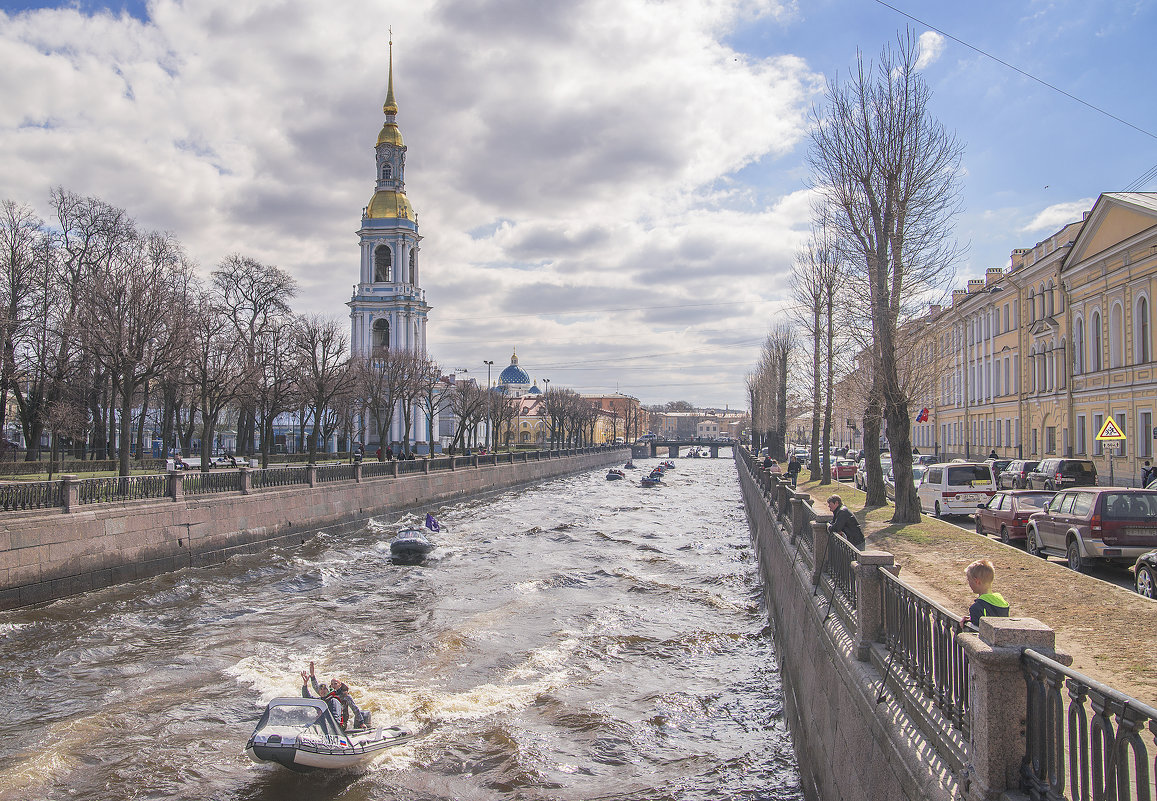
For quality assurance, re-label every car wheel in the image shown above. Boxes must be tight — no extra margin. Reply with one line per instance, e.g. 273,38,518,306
934,501,942,519
999,525,1011,545
1027,528,1044,558
1066,539,1087,573
1045,481,1055,491
975,516,984,535
1138,566,1157,598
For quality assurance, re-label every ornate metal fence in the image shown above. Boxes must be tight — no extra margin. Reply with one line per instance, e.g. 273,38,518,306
250,466,310,489
823,530,859,608
397,460,424,475
880,568,970,737
0,480,63,511
78,475,169,505
1022,648,1157,801
317,464,356,483
182,471,243,496
361,461,395,479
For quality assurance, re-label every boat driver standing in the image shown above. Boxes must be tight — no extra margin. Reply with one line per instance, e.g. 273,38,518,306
301,661,371,730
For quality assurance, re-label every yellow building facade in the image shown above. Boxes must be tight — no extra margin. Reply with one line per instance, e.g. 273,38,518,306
927,193,1157,485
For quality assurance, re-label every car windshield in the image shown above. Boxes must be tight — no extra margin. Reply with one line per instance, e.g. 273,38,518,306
1060,461,1096,476
1101,492,1157,520
947,465,992,486
1015,493,1052,511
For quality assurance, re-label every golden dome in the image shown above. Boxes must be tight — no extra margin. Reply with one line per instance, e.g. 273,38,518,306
376,121,404,147
366,190,414,221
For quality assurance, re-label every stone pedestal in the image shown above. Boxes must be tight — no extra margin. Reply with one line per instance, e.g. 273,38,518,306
61,475,79,512
852,550,895,661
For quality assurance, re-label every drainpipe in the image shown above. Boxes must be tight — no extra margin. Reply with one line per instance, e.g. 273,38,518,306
1061,278,1075,457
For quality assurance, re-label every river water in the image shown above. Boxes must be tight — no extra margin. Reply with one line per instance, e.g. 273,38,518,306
0,456,802,800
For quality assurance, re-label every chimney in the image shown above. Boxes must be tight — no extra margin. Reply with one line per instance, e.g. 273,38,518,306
967,279,985,294
985,267,1003,286
952,290,968,305
929,304,943,317
1010,248,1031,271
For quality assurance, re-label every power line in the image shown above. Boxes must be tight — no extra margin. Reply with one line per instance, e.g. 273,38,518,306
874,0,1157,143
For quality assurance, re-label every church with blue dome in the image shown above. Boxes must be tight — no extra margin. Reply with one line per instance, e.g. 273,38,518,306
496,350,533,395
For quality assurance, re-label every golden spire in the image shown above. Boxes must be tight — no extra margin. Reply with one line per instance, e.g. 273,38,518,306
383,30,398,117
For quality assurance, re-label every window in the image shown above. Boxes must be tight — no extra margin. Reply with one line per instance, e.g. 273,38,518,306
1074,318,1084,374
1115,412,1127,457
1031,428,1038,454
1137,296,1151,364
1141,412,1153,458
1004,357,1010,395
372,318,390,350
381,162,392,180
374,245,393,282
1046,426,1056,454
1028,291,1036,323
1110,304,1124,368
1091,311,1102,371
1006,419,1012,449
1076,415,1086,455
408,248,417,283
1046,281,1055,316
1093,413,1104,456
1003,303,1010,331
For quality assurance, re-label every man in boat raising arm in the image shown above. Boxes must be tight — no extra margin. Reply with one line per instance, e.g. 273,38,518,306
301,661,371,729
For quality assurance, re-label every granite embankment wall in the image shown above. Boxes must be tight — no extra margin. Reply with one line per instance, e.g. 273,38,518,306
0,449,626,610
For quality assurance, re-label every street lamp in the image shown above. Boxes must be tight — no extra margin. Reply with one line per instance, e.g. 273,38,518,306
483,360,494,451
542,378,550,448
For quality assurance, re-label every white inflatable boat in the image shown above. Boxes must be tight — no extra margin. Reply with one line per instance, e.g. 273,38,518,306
245,697,417,771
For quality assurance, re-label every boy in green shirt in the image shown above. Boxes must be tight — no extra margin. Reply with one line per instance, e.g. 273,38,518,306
964,558,1010,627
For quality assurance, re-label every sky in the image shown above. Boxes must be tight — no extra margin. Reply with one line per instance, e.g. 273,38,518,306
1,0,1155,410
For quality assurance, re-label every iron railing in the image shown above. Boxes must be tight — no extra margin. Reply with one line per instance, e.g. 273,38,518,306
880,568,970,737
250,466,310,489
0,480,63,511
1022,648,1157,801
361,461,395,479
182,470,243,496
397,460,425,475
823,529,859,608
78,474,169,505
317,464,356,483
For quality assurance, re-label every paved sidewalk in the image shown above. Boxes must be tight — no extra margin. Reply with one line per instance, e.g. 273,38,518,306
797,475,1157,708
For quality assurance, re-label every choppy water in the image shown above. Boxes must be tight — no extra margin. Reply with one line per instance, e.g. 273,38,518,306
0,457,802,800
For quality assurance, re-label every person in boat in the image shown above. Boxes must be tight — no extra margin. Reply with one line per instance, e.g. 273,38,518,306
301,662,370,730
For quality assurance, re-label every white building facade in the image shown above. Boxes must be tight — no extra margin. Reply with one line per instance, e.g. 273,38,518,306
347,42,433,447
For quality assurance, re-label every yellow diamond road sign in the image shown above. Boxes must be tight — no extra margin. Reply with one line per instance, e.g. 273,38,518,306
1095,418,1127,441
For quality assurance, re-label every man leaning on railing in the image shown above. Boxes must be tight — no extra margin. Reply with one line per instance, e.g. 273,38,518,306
825,494,864,550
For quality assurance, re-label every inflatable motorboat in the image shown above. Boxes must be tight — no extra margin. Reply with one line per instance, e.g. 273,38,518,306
606,468,625,480
390,528,435,561
641,476,661,488
246,697,417,771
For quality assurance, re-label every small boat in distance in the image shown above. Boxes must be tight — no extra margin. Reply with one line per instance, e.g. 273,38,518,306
246,697,418,771
640,476,661,488
391,528,435,562
623,461,637,469
606,468,625,480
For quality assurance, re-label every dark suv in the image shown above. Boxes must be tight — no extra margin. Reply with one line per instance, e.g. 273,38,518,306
1026,458,1097,491
998,460,1039,489
1026,488,1157,571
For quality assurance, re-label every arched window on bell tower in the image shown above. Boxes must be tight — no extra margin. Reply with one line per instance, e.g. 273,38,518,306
373,319,390,353
374,245,392,282
381,162,392,181
409,248,416,283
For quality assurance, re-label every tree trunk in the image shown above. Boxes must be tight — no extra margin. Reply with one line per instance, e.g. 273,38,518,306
862,378,886,506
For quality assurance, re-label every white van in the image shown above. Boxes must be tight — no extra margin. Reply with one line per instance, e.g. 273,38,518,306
917,462,997,518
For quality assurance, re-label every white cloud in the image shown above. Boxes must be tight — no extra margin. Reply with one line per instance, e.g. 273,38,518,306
914,31,945,70
1020,198,1095,233
0,0,820,406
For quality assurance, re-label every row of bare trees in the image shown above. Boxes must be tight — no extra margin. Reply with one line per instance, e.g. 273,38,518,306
0,188,608,475
785,30,962,522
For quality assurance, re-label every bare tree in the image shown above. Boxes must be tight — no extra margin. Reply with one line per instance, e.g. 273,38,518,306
447,378,486,453
253,320,300,467
212,255,297,458
187,287,248,471
294,316,349,463
809,31,963,522
0,201,48,450
414,358,452,454
354,348,407,455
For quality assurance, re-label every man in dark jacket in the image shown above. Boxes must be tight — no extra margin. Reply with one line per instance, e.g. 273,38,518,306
301,662,369,729
826,494,865,550
787,454,802,487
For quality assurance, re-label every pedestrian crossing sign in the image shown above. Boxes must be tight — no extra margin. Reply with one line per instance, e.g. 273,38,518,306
1095,418,1127,441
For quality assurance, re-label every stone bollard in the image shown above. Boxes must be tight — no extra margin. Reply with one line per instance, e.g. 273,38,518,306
168,471,184,502
810,520,829,587
852,550,896,661
354,463,363,483
306,464,318,488
776,481,793,516
791,494,814,541
392,461,399,477
423,458,431,474
61,475,79,513
961,618,1070,801
240,466,253,495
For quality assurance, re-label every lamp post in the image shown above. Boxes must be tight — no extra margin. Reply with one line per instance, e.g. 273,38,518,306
483,360,494,451
542,378,550,448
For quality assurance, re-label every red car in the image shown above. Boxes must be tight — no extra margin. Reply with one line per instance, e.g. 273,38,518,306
974,490,1054,545
831,459,858,481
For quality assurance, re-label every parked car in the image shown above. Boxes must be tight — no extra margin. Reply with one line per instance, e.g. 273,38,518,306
997,460,1039,490
986,459,1013,480
1026,458,1097,491
831,458,858,481
917,462,997,518
914,454,937,466
974,490,1054,544
885,465,926,500
854,455,891,490
1135,550,1157,598
1025,488,1157,572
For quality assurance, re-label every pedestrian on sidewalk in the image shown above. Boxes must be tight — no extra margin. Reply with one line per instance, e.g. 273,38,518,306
1142,460,1154,487
787,453,802,487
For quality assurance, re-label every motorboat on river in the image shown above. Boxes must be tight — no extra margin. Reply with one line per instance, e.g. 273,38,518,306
246,697,417,771
390,528,435,562
640,476,661,488
606,468,625,480
623,461,637,469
